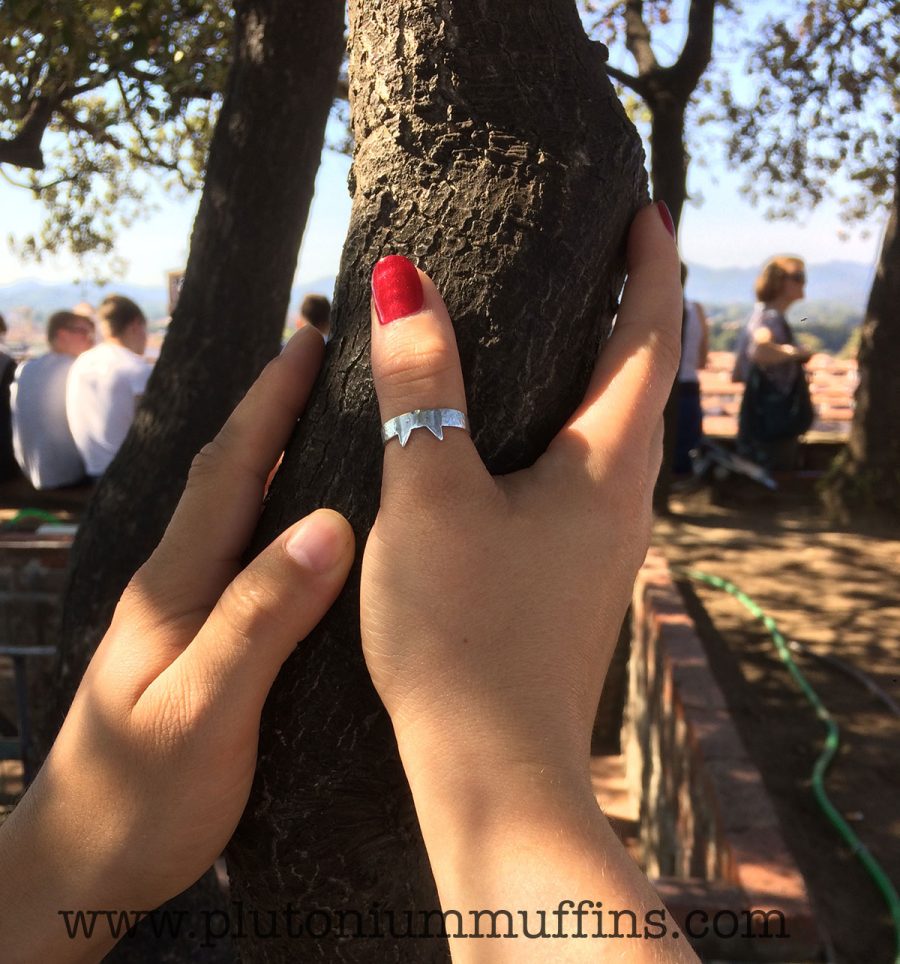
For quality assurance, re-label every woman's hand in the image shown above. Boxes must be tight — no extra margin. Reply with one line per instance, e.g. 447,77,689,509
361,203,695,960
362,202,679,783
0,325,355,963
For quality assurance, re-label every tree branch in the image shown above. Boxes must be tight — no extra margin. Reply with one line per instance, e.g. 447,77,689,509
0,70,110,171
121,64,165,84
0,166,74,192
668,0,716,95
69,78,106,98
0,97,54,169
59,101,193,187
623,0,657,75
605,63,642,92
121,64,217,103
116,76,193,189
58,104,125,152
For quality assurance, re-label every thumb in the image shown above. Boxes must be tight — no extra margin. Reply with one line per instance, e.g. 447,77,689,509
157,509,354,719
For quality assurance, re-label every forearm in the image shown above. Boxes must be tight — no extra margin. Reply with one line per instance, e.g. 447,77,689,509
401,749,697,962
0,791,118,964
751,340,806,365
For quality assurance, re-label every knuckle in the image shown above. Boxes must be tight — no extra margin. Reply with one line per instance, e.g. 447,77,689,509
187,437,228,484
218,566,284,641
186,428,265,493
378,336,458,396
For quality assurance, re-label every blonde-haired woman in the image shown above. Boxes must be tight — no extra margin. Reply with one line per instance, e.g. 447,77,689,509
733,256,814,471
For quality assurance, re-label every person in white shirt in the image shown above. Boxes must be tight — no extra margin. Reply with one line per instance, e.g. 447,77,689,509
11,311,96,490
66,294,151,478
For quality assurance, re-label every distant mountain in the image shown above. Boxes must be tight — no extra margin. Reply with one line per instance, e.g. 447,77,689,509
686,260,874,309
0,261,873,327
0,276,338,326
0,279,170,324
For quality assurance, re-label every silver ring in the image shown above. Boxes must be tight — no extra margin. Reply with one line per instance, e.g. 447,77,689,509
381,408,469,447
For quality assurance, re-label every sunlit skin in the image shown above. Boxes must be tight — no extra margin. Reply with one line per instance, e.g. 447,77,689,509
362,203,696,961
0,325,356,962
0,204,696,963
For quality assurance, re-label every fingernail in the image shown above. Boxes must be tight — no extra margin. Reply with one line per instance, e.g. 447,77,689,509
285,515,343,574
657,201,676,239
372,255,423,325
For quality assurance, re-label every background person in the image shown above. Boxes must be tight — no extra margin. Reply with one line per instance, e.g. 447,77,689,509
733,256,813,470
674,263,709,474
11,311,95,490
0,313,18,482
71,301,97,324
66,294,151,479
298,293,332,341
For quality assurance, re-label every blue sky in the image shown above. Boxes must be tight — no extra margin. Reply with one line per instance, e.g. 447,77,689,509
0,3,888,287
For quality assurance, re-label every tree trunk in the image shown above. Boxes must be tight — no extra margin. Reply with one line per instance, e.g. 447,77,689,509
648,96,688,513
33,0,344,959
649,96,688,230
823,148,900,522
225,2,647,959
38,0,344,750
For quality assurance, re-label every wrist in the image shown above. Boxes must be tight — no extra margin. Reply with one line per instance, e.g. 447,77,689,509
396,741,686,959
398,735,604,890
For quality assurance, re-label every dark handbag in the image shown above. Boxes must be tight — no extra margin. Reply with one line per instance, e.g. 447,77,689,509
739,364,814,442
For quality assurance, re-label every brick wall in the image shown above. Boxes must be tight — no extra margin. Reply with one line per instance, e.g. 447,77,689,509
626,549,822,960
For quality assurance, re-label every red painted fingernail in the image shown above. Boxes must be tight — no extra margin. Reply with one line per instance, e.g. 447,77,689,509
657,201,676,239
372,255,424,325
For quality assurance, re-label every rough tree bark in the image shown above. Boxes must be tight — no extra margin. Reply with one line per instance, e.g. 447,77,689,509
604,0,716,510
32,0,343,959
823,148,900,522
225,1,647,959
39,0,344,749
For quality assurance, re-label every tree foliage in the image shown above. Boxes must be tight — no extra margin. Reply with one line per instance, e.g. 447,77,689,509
723,0,898,225
0,0,232,271
581,0,738,225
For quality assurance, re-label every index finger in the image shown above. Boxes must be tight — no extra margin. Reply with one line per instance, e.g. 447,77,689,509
546,202,682,469
139,324,326,622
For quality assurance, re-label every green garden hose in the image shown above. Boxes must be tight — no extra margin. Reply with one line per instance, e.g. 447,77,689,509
1,508,65,528
680,568,900,964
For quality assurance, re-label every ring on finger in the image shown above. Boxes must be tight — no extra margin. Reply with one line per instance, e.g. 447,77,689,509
381,408,469,447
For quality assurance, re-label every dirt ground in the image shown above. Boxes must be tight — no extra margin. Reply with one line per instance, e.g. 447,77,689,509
655,488,900,964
